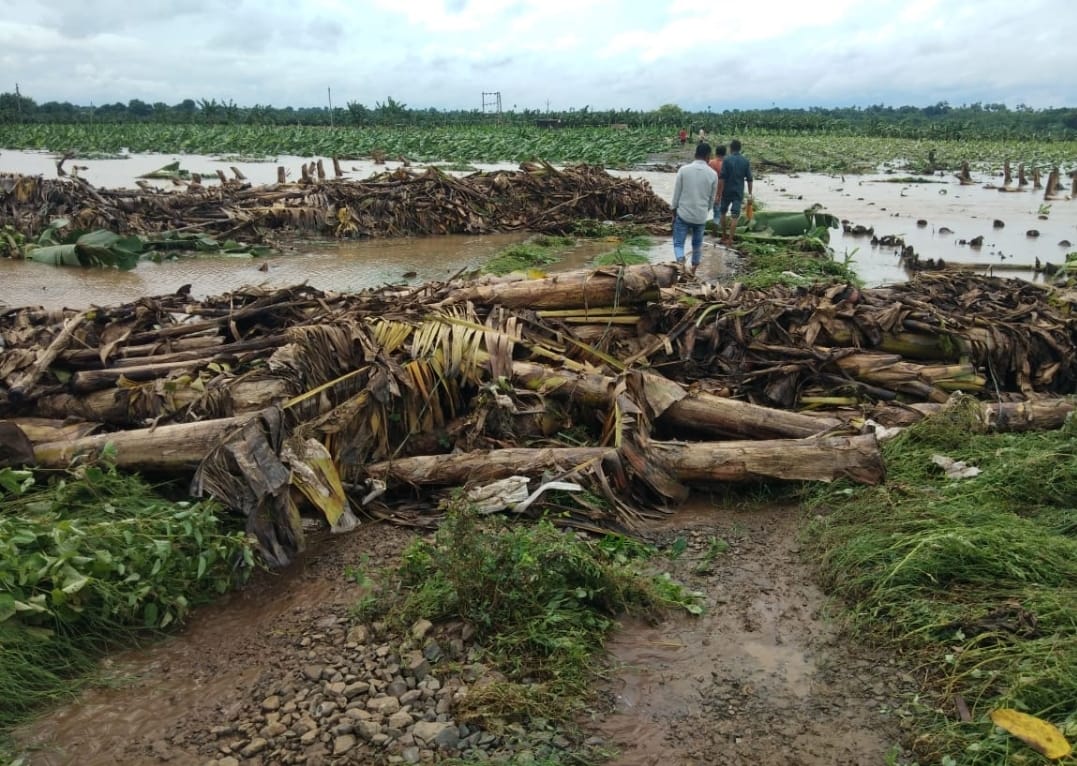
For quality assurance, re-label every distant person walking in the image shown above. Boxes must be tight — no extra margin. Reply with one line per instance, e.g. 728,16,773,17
671,142,718,276
697,127,707,143
708,144,726,239
717,138,753,246
678,128,688,145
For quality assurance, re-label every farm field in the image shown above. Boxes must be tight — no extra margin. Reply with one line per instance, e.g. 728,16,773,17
2,127,1076,766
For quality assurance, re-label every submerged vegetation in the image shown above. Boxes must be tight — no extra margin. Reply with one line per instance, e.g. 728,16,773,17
0,463,252,729
806,400,1077,765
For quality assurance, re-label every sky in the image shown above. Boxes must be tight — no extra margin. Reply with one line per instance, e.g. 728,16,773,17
2,0,1076,112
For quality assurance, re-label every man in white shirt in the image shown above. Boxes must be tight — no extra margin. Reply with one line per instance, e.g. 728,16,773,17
671,142,718,276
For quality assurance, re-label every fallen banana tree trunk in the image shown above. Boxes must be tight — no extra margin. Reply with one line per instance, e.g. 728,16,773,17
32,416,246,471
510,361,842,439
438,263,678,309
365,433,884,487
869,398,1075,431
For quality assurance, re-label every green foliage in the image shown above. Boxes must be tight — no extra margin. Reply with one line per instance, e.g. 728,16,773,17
483,236,574,275
382,505,701,723
3,118,1077,171
0,464,252,727
738,239,860,289
804,408,1077,764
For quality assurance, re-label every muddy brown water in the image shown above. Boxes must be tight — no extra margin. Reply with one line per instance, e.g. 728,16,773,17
3,149,1076,311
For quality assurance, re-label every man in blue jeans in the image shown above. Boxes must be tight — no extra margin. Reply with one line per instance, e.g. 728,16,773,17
717,138,753,246
671,142,718,276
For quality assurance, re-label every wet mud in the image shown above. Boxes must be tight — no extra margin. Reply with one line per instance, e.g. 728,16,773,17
593,502,914,766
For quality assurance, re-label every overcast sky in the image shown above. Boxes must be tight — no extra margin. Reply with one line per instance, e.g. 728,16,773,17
3,0,1075,112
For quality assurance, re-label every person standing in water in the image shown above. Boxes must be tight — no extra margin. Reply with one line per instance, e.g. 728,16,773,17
716,138,753,246
671,142,718,276
708,144,726,241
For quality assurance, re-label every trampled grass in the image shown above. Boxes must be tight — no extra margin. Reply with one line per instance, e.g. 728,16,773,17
804,401,1077,764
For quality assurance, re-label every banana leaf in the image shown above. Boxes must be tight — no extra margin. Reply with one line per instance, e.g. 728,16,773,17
744,209,840,237
138,161,190,179
28,229,144,270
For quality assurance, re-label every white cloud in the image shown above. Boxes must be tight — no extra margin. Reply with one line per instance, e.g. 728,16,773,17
1,0,1074,110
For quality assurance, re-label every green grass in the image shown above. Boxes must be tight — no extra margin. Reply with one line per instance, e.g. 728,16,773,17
371,504,701,730
0,464,252,733
736,239,860,289
804,400,1077,765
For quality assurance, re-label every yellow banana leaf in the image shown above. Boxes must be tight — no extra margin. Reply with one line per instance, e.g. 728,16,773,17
284,438,350,529
989,708,1072,760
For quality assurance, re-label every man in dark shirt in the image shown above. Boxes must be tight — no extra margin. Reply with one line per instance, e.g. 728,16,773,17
716,138,753,247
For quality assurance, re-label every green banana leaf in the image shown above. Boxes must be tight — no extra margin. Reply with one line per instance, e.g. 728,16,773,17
744,209,840,237
138,161,191,179
22,219,272,269
29,229,144,270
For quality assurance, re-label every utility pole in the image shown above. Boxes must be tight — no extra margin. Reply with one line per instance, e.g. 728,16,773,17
327,87,334,128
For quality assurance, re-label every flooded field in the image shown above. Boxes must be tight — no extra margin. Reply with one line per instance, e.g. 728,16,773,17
2,149,1076,312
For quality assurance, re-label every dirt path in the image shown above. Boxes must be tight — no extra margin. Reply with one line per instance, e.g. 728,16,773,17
593,501,915,765
12,502,914,765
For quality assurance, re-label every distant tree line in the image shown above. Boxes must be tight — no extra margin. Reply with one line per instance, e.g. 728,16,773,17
1,91,1076,140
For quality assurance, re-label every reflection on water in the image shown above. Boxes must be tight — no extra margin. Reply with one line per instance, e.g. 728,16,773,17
3,149,1076,310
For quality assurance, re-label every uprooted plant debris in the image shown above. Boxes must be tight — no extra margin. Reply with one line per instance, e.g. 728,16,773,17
2,265,1075,565
0,163,673,250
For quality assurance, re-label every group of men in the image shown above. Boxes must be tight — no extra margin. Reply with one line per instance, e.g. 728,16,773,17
670,138,753,275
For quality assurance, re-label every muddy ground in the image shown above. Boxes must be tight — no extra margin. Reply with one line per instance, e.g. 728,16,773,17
13,498,917,766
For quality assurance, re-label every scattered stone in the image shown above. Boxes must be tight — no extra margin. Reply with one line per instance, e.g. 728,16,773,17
356,720,382,741
240,738,268,758
332,734,357,755
367,695,402,715
413,721,460,749
411,618,434,641
348,624,370,644
262,694,281,712
404,651,430,681
302,665,324,682
343,680,370,698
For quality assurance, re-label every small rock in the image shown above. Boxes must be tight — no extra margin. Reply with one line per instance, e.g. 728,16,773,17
411,618,434,641
240,738,268,758
333,734,357,755
401,746,421,764
263,721,287,738
347,624,370,644
325,681,347,696
343,681,370,698
367,696,401,715
262,695,282,712
412,720,459,749
302,665,324,682
300,729,320,746
216,759,240,766
404,651,430,681
387,710,414,731
356,720,382,741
